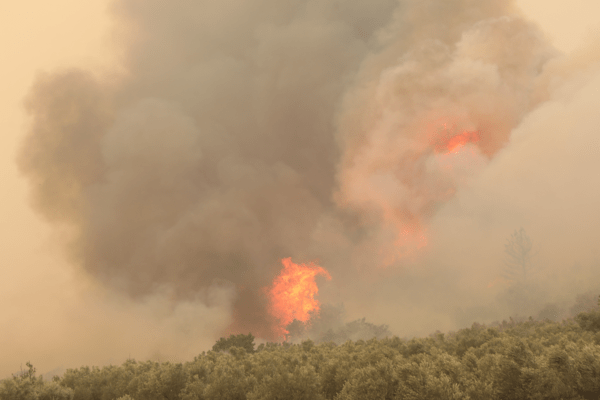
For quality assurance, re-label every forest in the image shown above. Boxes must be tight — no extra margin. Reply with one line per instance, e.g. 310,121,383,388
2,298,600,400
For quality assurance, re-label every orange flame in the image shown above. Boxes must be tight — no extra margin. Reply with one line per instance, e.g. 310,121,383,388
267,257,331,340
435,128,480,154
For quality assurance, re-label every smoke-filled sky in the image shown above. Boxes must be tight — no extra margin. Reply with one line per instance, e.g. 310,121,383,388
2,0,600,378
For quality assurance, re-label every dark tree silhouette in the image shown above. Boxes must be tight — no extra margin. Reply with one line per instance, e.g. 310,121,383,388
502,228,535,283
212,333,256,353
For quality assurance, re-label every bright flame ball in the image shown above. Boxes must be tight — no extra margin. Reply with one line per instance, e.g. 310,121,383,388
267,257,331,339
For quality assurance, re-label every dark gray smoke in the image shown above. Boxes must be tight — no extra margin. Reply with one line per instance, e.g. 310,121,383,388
19,0,402,339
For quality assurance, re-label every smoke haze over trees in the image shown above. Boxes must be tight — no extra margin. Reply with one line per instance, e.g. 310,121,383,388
7,0,600,376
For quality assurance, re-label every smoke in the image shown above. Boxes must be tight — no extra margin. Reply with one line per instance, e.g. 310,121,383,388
20,0,391,339
339,5,574,256
15,0,600,369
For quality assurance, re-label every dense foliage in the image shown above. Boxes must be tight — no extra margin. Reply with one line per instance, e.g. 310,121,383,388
3,308,600,400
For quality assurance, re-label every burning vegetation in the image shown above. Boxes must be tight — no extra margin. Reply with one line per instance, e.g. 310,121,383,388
266,258,331,340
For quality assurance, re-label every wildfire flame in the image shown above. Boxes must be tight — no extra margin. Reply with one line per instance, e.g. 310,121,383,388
267,257,331,340
434,127,481,154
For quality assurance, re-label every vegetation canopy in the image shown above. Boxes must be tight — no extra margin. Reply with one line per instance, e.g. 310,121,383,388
3,303,600,400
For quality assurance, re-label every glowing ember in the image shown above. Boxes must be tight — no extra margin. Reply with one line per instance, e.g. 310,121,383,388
267,257,331,340
435,129,481,154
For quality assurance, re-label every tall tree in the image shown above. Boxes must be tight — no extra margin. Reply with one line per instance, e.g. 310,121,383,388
502,228,535,283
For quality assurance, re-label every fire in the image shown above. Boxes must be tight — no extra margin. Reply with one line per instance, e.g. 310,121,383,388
434,127,481,154
267,257,331,340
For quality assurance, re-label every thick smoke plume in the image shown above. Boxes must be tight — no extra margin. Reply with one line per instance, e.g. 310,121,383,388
17,0,600,364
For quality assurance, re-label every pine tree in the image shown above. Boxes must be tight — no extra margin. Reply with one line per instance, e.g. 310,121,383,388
502,228,535,283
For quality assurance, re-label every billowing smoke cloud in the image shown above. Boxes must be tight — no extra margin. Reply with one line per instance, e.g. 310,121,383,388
17,0,600,364
334,13,558,264
20,0,402,341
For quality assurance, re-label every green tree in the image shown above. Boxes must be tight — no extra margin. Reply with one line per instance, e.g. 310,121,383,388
396,354,469,400
575,308,600,332
37,381,75,400
334,358,398,400
202,354,255,400
0,374,38,400
133,362,187,400
0,362,74,400
212,333,255,354
248,363,323,400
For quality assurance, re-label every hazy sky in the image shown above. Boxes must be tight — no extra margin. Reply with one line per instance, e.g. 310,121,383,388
1,0,600,378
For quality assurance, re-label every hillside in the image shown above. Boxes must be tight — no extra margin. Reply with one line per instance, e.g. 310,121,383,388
2,305,600,400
